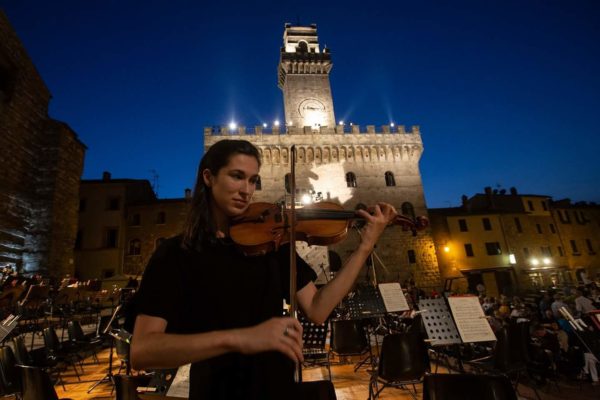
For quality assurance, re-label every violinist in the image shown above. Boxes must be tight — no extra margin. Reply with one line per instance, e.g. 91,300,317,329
130,139,398,399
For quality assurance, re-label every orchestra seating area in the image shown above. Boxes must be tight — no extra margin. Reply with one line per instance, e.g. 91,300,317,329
0,268,599,399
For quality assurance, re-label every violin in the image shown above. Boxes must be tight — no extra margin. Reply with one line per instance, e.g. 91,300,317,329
229,201,429,256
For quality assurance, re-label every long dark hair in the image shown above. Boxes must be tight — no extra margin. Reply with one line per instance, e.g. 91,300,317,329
182,139,261,251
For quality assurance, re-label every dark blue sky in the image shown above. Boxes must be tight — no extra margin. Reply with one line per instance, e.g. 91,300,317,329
2,0,599,207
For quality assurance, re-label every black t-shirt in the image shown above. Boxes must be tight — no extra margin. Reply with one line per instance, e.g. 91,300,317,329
134,235,316,399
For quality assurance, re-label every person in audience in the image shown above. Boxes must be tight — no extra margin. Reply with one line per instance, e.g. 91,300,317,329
129,139,398,399
575,287,596,316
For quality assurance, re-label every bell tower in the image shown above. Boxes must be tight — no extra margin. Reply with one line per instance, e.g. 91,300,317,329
278,23,336,129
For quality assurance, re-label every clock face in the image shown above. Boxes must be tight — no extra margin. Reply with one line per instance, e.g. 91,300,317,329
298,98,326,118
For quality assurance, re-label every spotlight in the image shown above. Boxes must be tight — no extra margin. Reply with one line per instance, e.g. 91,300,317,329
543,258,551,265
530,258,540,266
274,120,280,127
262,123,267,128
228,121,237,130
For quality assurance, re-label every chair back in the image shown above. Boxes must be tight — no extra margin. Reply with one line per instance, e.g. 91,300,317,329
507,321,531,363
114,374,152,400
493,326,526,372
0,346,21,396
42,327,60,356
330,320,369,355
67,320,85,342
300,314,328,354
11,336,32,365
423,373,518,400
18,365,58,400
378,331,429,382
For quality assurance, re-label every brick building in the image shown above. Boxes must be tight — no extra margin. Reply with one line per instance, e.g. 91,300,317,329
429,187,600,296
0,11,86,278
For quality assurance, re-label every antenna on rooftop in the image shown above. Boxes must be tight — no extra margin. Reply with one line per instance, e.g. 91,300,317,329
149,169,159,197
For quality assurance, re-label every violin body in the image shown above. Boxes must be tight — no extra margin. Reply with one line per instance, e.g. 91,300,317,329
229,201,428,257
230,202,351,256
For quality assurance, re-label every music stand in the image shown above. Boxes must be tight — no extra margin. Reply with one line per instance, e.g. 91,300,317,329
88,304,122,393
0,314,19,343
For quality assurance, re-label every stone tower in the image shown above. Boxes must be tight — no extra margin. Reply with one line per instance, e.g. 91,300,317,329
205,24,441,289
278,24,336,129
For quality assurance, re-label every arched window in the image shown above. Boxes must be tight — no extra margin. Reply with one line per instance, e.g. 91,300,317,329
128,239,141,256
401,202,415,219
297,41,309,53
284,173,291,193
346,172,357,188
255,176,262,191
385,171,396,186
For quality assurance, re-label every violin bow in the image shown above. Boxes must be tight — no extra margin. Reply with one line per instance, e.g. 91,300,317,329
288,145,300,382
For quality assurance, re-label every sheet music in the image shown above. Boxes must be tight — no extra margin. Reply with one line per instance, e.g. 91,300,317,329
378,283,410,312
447,296,496,343
166,364,190,398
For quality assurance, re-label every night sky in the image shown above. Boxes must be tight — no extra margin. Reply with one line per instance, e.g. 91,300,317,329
2,1,599,208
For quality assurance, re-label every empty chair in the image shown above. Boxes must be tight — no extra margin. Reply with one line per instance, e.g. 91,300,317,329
368,331,430,399
299,312,331,380
11,335,33,366
0,346,21,398
114,374,152,400
463,325,541,400
423,373,518,400
17,365,73,400
67,320,101,363
329,319,371,370
42,327,83,380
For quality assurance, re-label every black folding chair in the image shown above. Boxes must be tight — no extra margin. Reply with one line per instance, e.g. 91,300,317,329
368,331,430,399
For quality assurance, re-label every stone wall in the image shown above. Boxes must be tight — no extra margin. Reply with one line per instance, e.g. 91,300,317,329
204,125,441,289
0,11,85,276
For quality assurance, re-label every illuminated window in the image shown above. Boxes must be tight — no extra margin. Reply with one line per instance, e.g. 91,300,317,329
345,172,357,188
128,239,141,255
384,171,396,186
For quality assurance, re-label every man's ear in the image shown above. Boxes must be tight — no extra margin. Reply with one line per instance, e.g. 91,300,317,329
202,169,212,187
